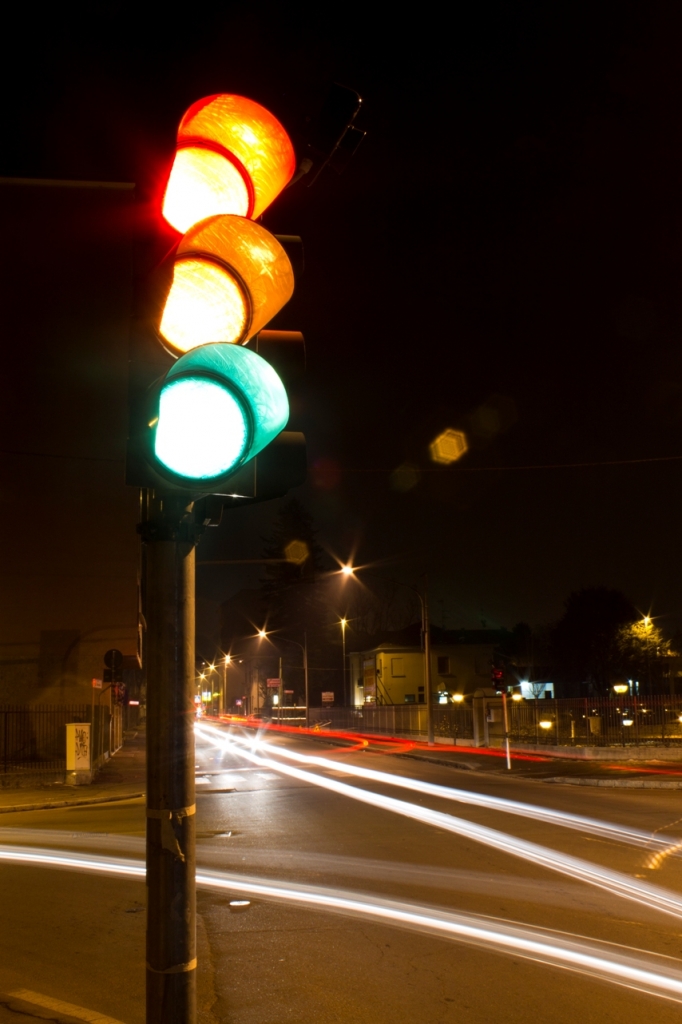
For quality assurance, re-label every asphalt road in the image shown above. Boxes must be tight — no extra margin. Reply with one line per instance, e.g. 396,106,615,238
2,726,682,1024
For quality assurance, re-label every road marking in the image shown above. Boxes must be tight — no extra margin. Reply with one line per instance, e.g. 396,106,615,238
8,988,126,1023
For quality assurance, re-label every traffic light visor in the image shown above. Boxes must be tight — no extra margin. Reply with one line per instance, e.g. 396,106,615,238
152,342,289,485
163,94,296,233
159,215,294,355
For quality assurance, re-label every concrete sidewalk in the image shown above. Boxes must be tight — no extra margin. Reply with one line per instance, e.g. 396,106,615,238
0,727,146,813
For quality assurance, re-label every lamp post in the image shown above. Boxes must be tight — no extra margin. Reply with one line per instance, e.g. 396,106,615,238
258,629,309,727
643,615,652,694
341,565,434,746
221,655,231,715
340,618,348,706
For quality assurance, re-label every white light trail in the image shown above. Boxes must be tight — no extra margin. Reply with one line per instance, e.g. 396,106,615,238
236,733,667,852
2,841,682,1005
196,724,682,921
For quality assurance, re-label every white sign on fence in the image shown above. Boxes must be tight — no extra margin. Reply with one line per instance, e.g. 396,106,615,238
321,692,334,703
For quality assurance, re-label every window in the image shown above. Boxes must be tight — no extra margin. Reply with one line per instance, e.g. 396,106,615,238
404,694,416,703
391,657,405,677
437,656,450,675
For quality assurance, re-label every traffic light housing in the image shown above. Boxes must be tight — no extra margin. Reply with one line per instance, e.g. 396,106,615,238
127,95,307,506
491,667,505,687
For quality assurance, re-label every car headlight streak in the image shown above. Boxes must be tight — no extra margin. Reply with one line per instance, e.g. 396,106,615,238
214,730,670,854
3,842,682,1006
196,724,682,923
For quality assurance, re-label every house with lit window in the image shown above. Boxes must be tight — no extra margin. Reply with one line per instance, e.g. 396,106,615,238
349,637,498,706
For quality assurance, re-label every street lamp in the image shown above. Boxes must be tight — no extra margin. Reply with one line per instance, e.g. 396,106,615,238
220,654,231,715
343,567,434,746
642,615,652,694
258,628,309,728
340,618,348,706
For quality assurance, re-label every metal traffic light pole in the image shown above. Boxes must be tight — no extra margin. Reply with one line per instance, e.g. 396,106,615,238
142,490,197,1024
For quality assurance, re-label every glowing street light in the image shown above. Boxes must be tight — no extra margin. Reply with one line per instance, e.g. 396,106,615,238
257,628,309,727
613,684,629,695
343,564,434,745
511,693,523,702
340,618,348,706
539,720,553,730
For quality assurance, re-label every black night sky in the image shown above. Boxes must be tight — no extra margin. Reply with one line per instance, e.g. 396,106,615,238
6,2,682,638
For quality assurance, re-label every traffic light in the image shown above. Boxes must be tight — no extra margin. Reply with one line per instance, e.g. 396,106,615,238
127,94,307,504
158,215,294,354
162,94,296,232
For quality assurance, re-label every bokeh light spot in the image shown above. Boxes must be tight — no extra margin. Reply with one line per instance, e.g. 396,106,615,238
390,462,420,491
284,540,310,565
429,429,468,465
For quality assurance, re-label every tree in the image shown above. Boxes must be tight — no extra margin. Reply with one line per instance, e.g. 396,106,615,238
551,586,637,697
615,618,676,695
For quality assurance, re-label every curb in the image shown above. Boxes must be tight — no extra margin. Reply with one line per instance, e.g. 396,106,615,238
398,753,474,772
543,777,682,789
0,792,145,814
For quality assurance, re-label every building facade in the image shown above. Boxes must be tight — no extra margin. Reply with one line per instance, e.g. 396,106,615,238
349,641,496,705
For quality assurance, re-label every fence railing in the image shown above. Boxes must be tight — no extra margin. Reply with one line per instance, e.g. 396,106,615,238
309,696,682,748
0,703,123,772
504,695,682,747
308,705,474,740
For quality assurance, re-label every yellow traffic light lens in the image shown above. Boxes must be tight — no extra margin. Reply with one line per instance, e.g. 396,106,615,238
163,147,251,234
159,257,248,353
154,376,248,479
159,215,294,355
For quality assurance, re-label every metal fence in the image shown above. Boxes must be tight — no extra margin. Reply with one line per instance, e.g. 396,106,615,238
0,703,121,771
309,705,475,740
505,695,682,748
310,696,682,748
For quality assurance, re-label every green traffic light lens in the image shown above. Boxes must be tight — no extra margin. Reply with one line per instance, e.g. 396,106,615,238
150,342,289,487
154,376,248,479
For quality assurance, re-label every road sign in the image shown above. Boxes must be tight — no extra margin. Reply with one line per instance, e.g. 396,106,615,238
321,691,334,703
104,648,123,670
92,678,102,689
267,678,282,687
